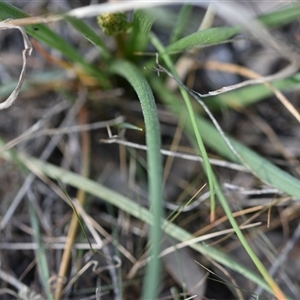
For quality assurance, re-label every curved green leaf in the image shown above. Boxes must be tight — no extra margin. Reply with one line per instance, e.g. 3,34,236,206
109,60,163,300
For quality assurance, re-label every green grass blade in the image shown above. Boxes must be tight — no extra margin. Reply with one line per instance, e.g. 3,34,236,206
28,201,53,299
165,26,239,54
109,60,163,299
127,10,155,55
169,4,192,44
258,3,300,27
151,32,216,222
65,15,111,60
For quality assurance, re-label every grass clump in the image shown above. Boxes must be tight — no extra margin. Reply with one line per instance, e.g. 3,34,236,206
0,2,300,299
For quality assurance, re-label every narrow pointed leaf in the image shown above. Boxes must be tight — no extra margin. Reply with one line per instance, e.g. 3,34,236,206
109,60,163,300
165,26,238,54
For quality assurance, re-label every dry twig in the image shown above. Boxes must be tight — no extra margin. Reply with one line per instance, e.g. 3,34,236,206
0,21,32,109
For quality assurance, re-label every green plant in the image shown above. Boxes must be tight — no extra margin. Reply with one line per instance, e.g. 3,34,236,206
1,2,300,299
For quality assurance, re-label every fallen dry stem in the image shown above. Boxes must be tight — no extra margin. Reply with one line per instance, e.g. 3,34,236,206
55,105,91,300
198,60,300,122
193,196,291,238
100,137,247,172
0,21,32,109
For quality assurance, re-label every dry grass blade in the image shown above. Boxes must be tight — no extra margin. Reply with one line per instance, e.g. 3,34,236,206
100,137,247,172
0,21,32,109
0,116,124,153
0,95,85,231
198,61,300,123
200,64,297,95
0,269,43,300
1,0,181,28
55,106,91,300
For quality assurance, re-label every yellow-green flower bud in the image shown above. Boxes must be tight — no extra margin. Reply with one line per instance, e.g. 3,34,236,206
97,13,130,36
